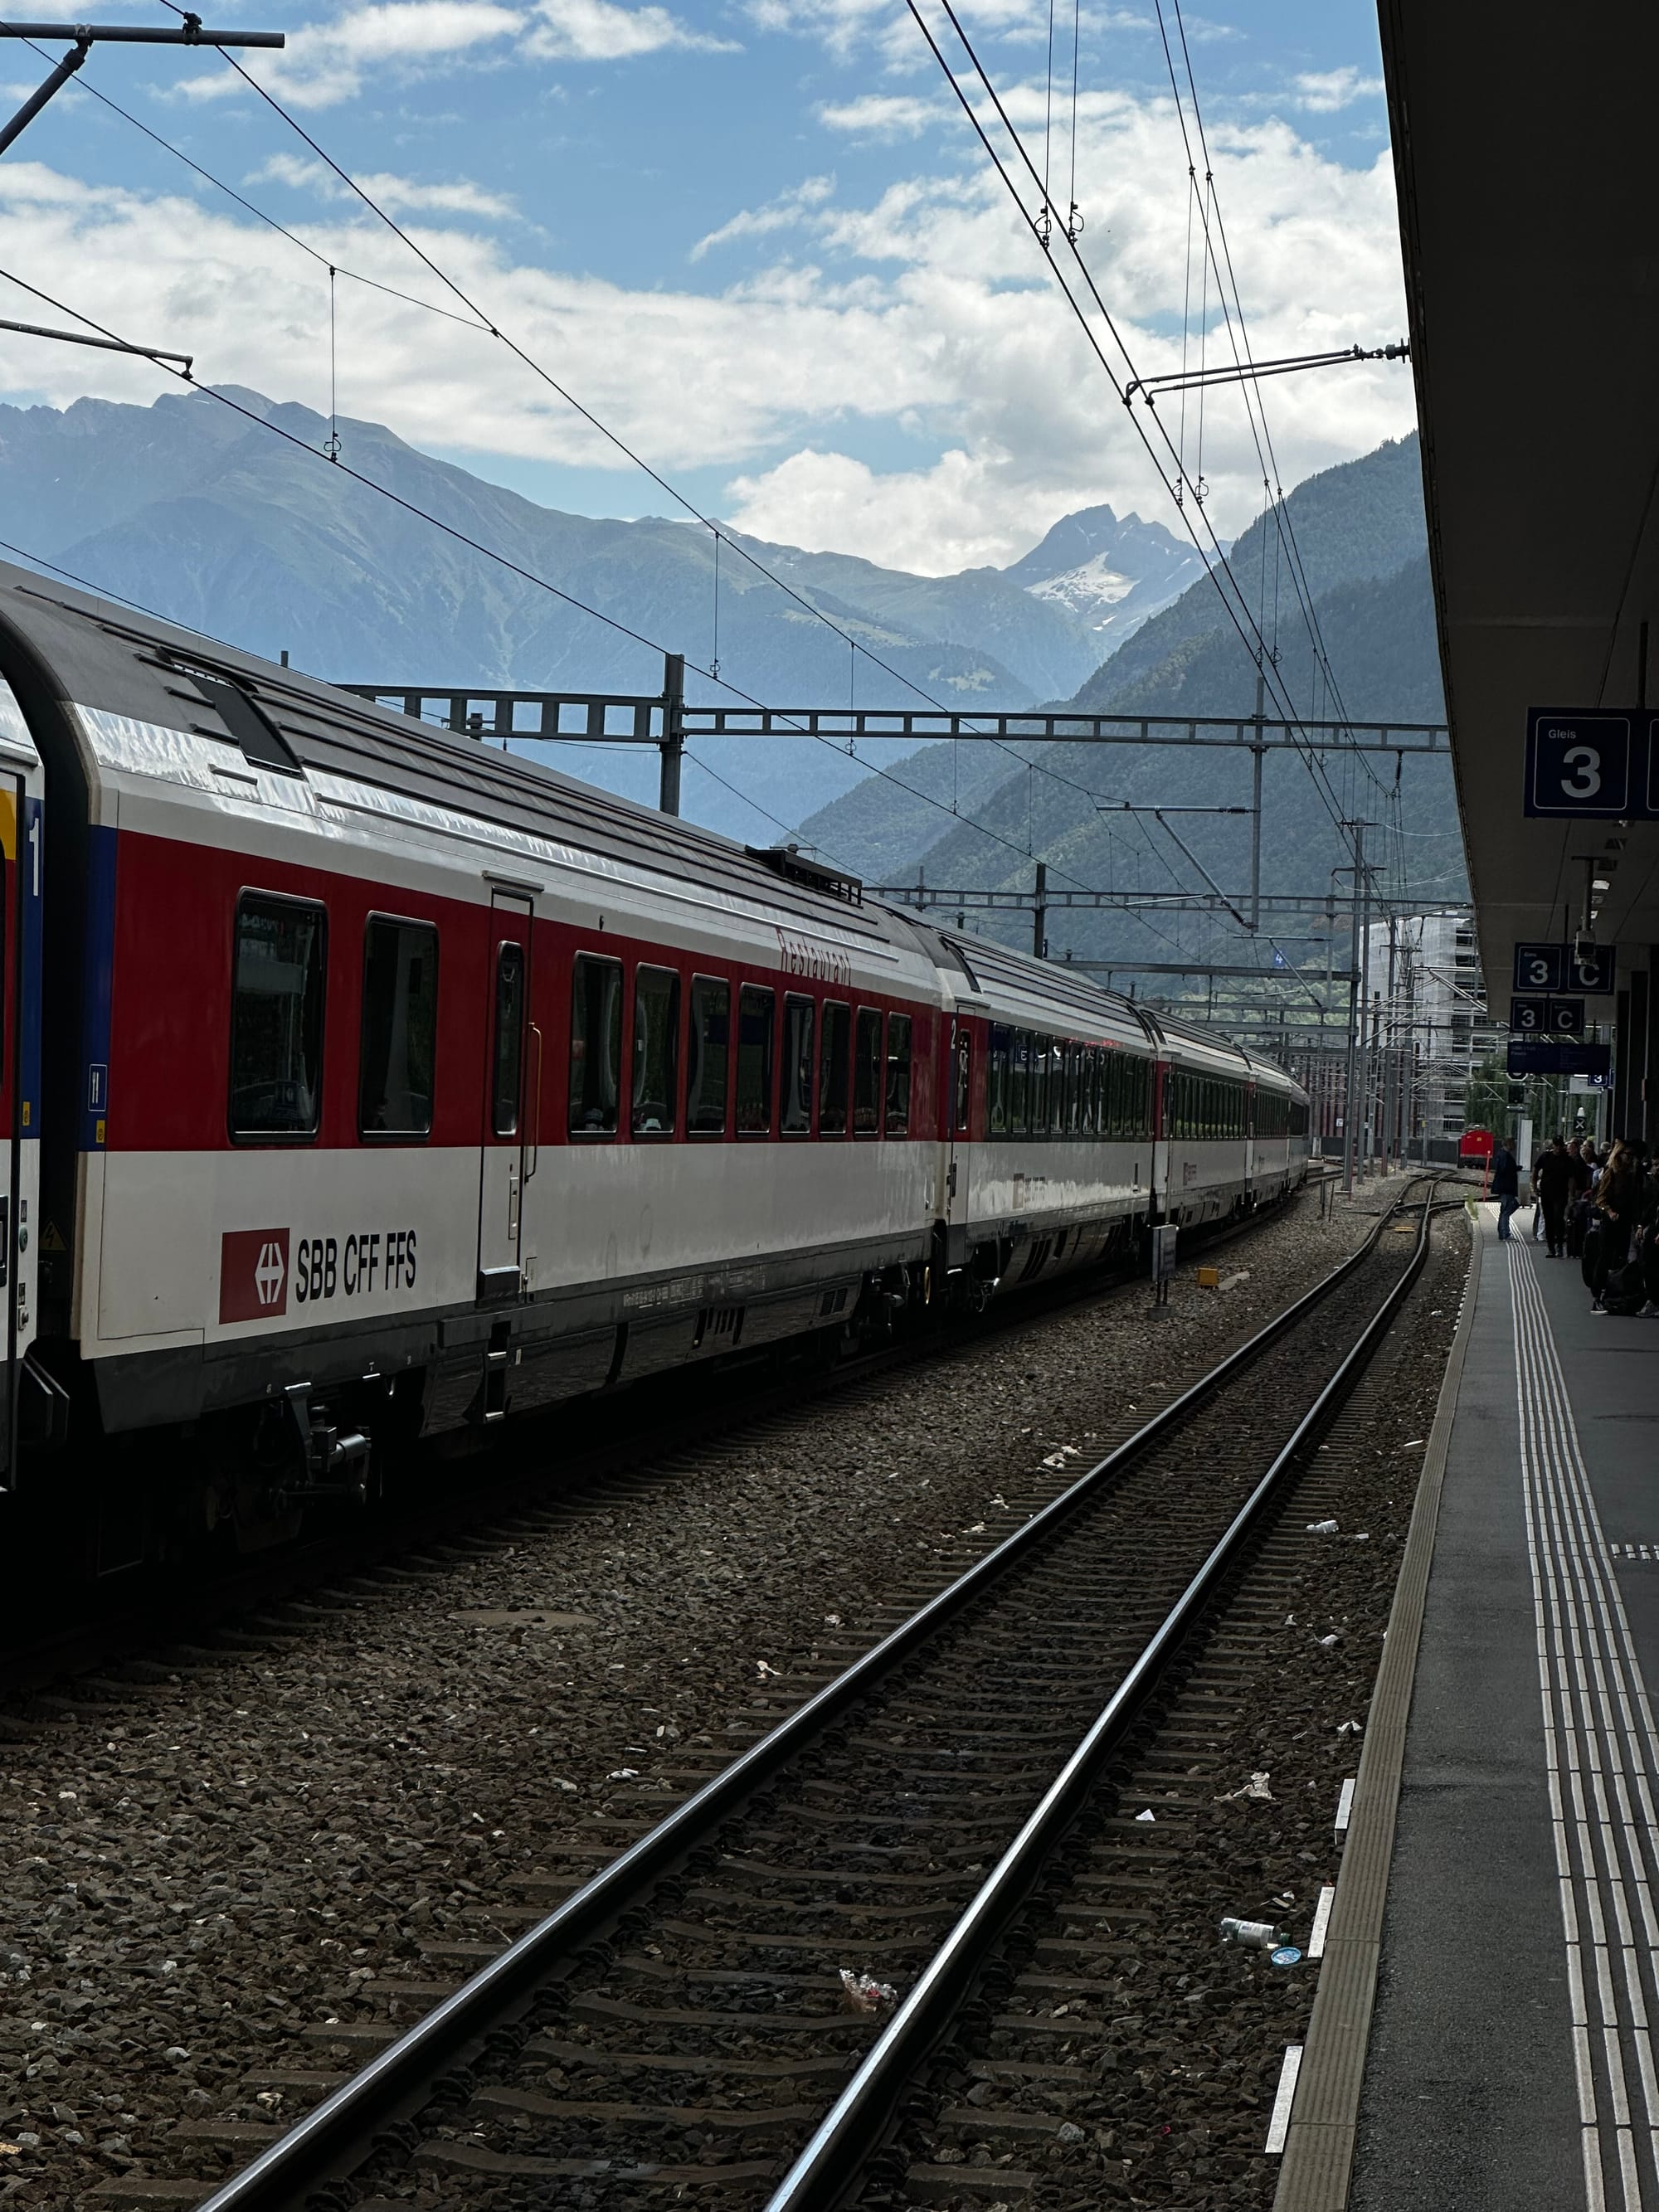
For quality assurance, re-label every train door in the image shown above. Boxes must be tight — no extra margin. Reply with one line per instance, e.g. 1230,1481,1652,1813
945,1016,971,1262
0,735,41,1485
477,890,535,1302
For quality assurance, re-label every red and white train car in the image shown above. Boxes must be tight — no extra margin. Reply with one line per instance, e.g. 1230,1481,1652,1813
0,564,1308,1539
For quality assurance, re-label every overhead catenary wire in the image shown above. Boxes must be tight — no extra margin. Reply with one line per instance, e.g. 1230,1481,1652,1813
25,18,1340,991
908,0,1408,983
0,255,1178,931
1156,0,1379,817
916,0,1389,902
1155,0,1394,870
26,6,1353,959
0,27,490,330
130,10,1180,867
1158,0,1402,885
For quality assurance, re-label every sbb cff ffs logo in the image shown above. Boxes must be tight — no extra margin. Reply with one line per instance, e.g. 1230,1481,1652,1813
219,1228,290,1324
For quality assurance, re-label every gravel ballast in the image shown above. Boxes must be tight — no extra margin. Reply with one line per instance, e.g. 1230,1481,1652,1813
0,1179,1438,2209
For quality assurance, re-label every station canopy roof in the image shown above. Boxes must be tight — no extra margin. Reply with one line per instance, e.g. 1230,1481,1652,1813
1378,0,1659,1018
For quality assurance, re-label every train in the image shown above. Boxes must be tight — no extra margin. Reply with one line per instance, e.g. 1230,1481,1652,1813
0,560,1310,1557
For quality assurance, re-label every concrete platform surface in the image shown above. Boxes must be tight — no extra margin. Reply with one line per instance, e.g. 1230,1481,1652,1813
1351,1208,1659,2212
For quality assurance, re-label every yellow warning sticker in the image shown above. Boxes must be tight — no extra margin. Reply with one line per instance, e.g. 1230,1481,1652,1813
41,1220,66,1254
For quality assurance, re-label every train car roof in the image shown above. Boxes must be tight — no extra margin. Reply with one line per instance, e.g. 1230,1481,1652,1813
0,562,927,961
935,929,1160,1048
0,563,1307,1101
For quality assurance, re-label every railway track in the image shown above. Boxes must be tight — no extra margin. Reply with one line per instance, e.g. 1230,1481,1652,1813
135,1179,1457,2212
0,1180,1326,1703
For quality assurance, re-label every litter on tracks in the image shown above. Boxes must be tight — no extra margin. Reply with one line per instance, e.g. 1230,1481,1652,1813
1216,1771,1273,1803
1219,1917,1286,1950
839,1968,899,2015
1306,1519,1339,1534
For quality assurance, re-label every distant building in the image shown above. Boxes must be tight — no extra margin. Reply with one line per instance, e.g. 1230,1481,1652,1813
1361,910,1504,1148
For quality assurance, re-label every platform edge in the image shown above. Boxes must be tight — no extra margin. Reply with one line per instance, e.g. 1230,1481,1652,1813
1272,1206,1482,2211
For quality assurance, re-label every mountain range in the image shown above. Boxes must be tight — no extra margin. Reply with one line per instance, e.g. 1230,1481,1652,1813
0,386,1461,989
799,433,1463,976
0,386,1202,840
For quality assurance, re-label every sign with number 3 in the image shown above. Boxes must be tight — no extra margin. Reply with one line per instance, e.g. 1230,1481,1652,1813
1524,707,1659,818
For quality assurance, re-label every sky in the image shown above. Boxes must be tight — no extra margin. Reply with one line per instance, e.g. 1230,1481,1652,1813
0,0,1413,576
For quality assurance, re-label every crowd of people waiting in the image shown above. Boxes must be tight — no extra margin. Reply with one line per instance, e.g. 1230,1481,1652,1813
1489,1132,1659,1315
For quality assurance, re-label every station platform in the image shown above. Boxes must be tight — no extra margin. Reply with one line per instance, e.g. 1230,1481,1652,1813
1277,1203,1659,2212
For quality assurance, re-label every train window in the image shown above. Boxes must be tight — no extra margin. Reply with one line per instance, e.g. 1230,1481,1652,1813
782,994,815,1134
886,1013,912,1137
1084,1049,1099,1138
688,975,731,1135
853,1008,883,1135
1031,1035,1051,1135
568,954,623,1136
230,892,327,1140
988,1025,1010,1135
737,985,776,1135
820,1001,850,1135
631,965,679,1136
953,1026,971,1135
1010,1031,1030,1134
1065,1044,1081,1135
358,916,436,1140
492,943,526,1138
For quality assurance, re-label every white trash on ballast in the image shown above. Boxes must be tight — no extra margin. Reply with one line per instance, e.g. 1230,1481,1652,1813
839,1969,898,2015
1215,1771,1273,1803
1219,1917,1286,1950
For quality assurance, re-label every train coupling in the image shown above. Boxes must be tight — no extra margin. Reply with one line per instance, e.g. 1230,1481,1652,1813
281,1381,370,1502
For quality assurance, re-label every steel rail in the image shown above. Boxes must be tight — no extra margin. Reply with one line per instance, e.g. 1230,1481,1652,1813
766,1187,1437,2212
193,1184,1435,2212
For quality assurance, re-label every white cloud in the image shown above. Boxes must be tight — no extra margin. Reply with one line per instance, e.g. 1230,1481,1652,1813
815,92,940,139
1292,67,1384,114
523,0,739,57
249,153,517,221
691,174,835,260
0,82,1413,576
727,445,1024,572
742,0,1068,67
178,1,522,109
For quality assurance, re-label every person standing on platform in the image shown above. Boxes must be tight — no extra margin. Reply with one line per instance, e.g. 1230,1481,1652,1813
1535,1135,1574,1257
1591,1142,1638,1312
1491,1135,1520,1241
1528,1140,1549,1241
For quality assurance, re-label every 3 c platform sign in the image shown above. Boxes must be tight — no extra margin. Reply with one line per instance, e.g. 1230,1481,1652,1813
1525,708,1659,819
